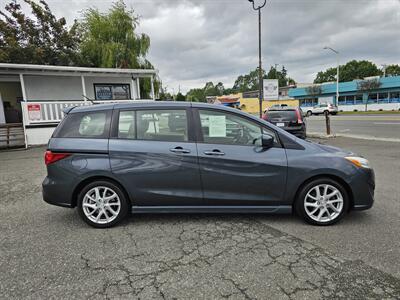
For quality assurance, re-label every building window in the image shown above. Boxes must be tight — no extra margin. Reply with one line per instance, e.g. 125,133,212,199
338,96,345,105
94,84,131,100
389,92,400,103
346,96,355,105
378,93,389,103
355,95,363,104
300,98,318,107
368,93,378,104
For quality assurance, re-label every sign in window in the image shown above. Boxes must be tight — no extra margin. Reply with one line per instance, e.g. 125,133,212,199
94,84,130,100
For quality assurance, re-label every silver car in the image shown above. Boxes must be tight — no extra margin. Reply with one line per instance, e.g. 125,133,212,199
306,103,338,116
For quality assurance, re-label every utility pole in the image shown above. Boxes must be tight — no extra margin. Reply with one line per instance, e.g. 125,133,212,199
382,64,387,77
249,0,267,118
324,47,339,106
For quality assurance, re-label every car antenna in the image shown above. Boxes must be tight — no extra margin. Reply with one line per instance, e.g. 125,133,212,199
82,95,96,104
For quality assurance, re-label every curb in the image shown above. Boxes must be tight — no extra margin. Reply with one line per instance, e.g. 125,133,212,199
307,132,400,143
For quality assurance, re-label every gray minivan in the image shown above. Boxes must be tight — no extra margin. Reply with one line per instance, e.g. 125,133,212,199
43,102,374,228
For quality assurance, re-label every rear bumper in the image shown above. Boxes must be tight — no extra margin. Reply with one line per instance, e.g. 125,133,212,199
283,127,306,139
349,168,375,211
42,176,73,208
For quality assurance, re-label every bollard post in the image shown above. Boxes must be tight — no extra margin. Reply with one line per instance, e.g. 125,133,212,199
324,110,331,135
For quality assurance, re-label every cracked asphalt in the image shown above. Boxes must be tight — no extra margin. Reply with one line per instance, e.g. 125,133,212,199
1,137,399,299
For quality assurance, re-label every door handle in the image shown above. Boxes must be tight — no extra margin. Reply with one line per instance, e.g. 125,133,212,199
170,147,191,154
204,149,225,156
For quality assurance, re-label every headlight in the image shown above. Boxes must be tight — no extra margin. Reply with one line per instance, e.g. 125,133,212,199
345,156,371,169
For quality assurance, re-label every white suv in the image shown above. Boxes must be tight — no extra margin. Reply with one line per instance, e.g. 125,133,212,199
306,103,338,116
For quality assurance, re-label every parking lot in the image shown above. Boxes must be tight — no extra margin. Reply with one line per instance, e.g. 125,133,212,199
1,137,399,299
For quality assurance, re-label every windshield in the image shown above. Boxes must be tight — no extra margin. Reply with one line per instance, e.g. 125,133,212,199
266,110,297,120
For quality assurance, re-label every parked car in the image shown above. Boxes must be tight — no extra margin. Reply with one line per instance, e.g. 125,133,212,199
306,103,338,116
43,102,374,228
262,107,306,139
269,104,288,109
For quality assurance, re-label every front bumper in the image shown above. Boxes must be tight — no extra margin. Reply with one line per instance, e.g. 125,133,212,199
349,168,375,211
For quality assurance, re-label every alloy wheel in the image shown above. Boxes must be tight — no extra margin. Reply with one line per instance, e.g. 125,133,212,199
82,186,121,225
304,184,344,223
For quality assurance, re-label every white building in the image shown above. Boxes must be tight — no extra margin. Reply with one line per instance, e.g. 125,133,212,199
0,63,157,147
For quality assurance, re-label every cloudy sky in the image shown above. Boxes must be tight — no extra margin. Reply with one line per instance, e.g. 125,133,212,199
2,0,400,93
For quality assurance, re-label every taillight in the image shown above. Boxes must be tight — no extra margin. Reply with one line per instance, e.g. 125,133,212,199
44,151,70,166
295,109,303,124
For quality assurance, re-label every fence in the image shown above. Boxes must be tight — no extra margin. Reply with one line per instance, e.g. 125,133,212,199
20,99,135,126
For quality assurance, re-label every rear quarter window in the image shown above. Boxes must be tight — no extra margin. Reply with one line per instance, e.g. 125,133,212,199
54,110,111,138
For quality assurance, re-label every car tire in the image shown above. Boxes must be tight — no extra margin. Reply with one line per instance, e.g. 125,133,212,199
306,111,312,117
295,177,349,226
77,180,129,228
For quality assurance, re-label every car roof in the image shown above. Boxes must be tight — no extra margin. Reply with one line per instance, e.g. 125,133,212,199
68,101,190,113
267,107,298,111
68,101,253,114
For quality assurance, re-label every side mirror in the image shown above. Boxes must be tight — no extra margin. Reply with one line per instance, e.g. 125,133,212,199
261,134,274,149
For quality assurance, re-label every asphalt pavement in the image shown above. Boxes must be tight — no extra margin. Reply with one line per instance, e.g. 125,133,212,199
306,114,400,140
0,139,399,299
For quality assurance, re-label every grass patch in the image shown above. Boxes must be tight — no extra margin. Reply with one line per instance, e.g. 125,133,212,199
339,110,400,115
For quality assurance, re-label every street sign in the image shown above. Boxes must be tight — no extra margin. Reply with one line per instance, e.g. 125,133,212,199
27,104,41,121
263,79,279,100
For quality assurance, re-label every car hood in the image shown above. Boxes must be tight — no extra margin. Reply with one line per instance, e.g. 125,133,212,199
309,141,354,156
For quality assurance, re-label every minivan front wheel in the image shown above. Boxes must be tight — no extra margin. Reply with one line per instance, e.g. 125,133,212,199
295,178,349,225
77,181,129,228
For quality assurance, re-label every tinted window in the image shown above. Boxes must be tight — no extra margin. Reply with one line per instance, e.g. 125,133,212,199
136,110,188,142
199,110,276,146
118,111,136,139
55,111,110,138
266,110,297,120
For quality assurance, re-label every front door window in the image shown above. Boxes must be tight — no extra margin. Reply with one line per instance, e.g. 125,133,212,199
198,109,277,146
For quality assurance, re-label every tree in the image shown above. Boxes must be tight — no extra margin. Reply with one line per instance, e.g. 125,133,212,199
306,85,322,96
357,78,381,91
175,92,186,101
78,0,158,98
186,88,206,102
385,64,400,77
314,60,383,83
215,82,225,96
0,0,80,65
158,83,173,100
266,65,296,87
204,82,217,97
232,67,266,92
79,1,149,68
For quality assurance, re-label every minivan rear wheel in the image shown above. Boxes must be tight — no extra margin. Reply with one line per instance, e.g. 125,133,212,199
295,178,349,226
77,180,129,228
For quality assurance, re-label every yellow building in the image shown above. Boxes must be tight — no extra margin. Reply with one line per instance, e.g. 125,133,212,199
217,93,299,114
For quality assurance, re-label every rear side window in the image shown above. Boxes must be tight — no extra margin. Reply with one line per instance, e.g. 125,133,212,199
118,111,136,139
55,111,111,138
136,109,188,142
